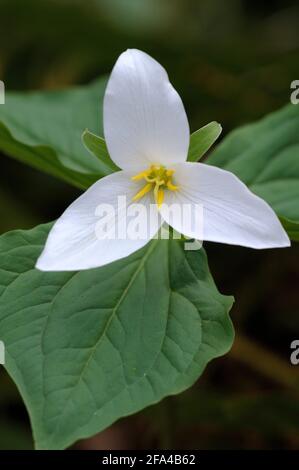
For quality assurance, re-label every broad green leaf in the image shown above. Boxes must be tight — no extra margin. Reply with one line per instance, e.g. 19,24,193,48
279,216,299,242
0,223,234,450
187,121,222,162
207,104,299,239
0,79,109,189
81,129,120,173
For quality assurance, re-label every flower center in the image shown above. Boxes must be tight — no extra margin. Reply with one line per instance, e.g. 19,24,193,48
131,165,179,207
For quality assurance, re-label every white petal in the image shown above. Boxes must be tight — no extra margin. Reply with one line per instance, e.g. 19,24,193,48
36,171,162,271
160,162,290,249
104,49,190,170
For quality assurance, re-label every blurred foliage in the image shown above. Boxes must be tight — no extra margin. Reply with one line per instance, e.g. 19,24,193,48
0,0,299,450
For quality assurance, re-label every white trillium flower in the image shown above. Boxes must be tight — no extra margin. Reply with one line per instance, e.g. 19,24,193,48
36,49,290,271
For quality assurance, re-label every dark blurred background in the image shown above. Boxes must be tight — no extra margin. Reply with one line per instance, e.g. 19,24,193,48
0,0,299,450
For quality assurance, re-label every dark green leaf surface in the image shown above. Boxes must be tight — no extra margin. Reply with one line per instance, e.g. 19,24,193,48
207,105,299,238
0,224,234,449
279,217,299,242
0,79,108,189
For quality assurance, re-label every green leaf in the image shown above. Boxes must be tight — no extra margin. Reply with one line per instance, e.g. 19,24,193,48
187,121,222,162
0,79,110,190
81,129,120,173
279,216,299,242
0,223,234,450
207,104,299,239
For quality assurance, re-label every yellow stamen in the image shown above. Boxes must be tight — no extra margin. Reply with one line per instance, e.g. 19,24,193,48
132,183,153,201
131,164,179,207
145,175,157,183
131,170,149,181
167,180,179,191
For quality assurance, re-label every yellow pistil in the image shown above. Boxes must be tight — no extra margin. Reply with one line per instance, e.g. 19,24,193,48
132,164,179,208
156,188,164,206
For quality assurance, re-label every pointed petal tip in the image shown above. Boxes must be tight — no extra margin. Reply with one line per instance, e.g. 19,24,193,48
35,255,58,272
35,254,78,272
274,231,291,249
35,253,44,271
104,47,189,169
264,218,291,249
118,48,152,65
163,162,292,250
35,262,50,273
124,48,148,56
